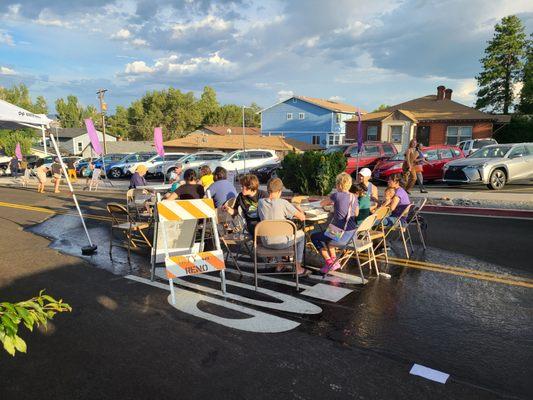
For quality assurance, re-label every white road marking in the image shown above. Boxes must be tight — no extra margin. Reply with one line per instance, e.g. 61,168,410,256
306,266,368,285
224,268,355,302
124,275,299,333
154,268,322,315
409,364,450,384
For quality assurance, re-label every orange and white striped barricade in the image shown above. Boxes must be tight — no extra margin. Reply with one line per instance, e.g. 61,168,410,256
157,198,226,304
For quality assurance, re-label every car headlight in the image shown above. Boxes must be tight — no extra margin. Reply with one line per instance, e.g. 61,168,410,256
465,163,487,169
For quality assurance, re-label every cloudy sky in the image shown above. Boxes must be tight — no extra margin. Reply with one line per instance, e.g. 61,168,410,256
0,0,532,113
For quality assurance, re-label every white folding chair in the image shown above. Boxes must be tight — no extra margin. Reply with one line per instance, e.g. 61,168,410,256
409,197,427,249
383,204,414,259
88,168,102,191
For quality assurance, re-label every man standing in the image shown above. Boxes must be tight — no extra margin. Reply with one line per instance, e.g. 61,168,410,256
9,156,19,178
402,139,418,193
51,157,62,193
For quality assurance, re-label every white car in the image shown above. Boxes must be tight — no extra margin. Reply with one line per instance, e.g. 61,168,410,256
211,149,279,174
147,152,187,177
111,152,157,177
458,138,497,156
168,151,226,178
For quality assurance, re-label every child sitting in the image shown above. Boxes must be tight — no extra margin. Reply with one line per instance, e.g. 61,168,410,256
199,165,214,189
351,183,371,225
381,187,396,208
311,173,359,274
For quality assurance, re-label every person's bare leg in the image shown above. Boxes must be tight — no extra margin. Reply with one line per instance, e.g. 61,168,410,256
320,248,330,261
328,247,336,259
54,179,60,193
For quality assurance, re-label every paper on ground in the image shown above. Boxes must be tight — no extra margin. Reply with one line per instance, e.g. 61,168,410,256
409,364,449,384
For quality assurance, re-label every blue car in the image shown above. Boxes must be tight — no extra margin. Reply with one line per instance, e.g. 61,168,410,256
75,153,129,177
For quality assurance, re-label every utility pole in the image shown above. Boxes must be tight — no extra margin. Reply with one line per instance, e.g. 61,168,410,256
242,106,247,173
96,89,108,154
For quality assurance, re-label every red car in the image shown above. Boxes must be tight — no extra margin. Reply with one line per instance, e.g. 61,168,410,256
344,142,398,176
372,145,464,182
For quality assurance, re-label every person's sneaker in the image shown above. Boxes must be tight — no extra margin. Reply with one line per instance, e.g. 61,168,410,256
330,260,342,271
320,259,334,274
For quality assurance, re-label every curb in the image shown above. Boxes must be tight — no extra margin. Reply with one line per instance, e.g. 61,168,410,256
422,205,533,219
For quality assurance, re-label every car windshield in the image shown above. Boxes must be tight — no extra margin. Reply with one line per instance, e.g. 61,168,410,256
121,154,137,162
146,155,163,162
389,153,405,161
473,140,497,149
220,151,238,161
139,153,156,161
469,145,511,158
324,145,348,154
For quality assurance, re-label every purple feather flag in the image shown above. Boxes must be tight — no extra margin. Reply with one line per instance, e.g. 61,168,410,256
357,108,363,153
15,142,23,160
84,118,103,155
154,127,165,157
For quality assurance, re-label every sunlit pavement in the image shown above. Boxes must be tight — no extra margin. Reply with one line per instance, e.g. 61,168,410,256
0,186,532,399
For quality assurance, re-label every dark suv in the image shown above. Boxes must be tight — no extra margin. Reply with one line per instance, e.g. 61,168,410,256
344,142,398,176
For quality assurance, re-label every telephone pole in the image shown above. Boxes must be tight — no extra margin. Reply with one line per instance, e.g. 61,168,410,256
96,89,108,154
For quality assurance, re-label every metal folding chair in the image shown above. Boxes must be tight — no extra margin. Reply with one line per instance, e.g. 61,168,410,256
409,197,427,249
107,202,152,263
369,206,391,263
88,168,101,191
332,214,378,283
253,220,300,291
383,204,414,259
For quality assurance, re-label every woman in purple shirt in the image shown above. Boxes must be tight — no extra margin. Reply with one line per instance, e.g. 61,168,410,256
383,173,411,226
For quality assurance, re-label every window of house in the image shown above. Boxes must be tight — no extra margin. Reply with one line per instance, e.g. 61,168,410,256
446,126,472,145
77,142,83,152
287,113,293,120
312,135,321,145
390,126,403,143
328,134,341,146
367,126,378,141
299,112,305,119
292,98,297,103
335,113,342,123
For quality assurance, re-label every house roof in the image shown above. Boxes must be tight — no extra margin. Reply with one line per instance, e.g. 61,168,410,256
202,126,261,135
82,140,154,154
163,133,321,152
48,127,102,139
260,95,365,114
347,95,500,123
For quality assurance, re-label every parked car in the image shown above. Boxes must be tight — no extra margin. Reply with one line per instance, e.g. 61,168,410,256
443,143,533,190
147,152,187,177
373,145,464,182
163,151,226,178
457,138,497,156
323,144,350,155
249,163,281,183
76,153,128,177
211,149,279,174
344,141,398,176
108,152,156,178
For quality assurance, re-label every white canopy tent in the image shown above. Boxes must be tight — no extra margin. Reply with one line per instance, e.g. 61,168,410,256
0,99,52,155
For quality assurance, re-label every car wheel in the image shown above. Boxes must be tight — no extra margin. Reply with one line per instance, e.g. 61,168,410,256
109,168,122,179
488,169,506,190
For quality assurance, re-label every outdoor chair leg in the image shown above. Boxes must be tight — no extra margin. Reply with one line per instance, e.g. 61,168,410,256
400,230,410,259
416,219,427,250
383,234,389,263
355,252,366,285
109,227,114,260
407,227,414,252
370,245,379,275
169,278,176,305
254,253,258,290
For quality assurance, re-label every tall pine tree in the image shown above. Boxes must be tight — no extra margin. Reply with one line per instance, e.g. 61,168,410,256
476,15,527,114
518,36,533,114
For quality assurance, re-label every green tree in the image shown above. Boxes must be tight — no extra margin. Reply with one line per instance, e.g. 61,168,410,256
476,15,528,114
1,291,71,356
493,115,533,143
55,95,84,128
518,37,533,114
107,106,130,138
198,86,220,124
372,104,389,112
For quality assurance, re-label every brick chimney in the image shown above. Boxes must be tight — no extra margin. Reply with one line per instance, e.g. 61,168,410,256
444,88,453,100
436,85,445,100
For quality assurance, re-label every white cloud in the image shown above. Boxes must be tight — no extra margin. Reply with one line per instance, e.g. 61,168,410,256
453,79,478,103
35,16,71,28
111,28,131,40
277,90,294,101
124,61,154,75
329,95,345,102
131,38,148,47
0,30,14,46
171,15,231,38
122,52,234,79
0,66,17,75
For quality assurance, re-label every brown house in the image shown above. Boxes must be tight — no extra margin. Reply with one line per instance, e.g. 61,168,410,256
346,86,509,151
193,125,261,136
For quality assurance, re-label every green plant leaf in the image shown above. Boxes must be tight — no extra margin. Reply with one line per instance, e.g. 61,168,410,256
3,335,15,356
13,335,27,353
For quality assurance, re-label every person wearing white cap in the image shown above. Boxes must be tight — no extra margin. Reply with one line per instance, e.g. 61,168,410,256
357,167,378,206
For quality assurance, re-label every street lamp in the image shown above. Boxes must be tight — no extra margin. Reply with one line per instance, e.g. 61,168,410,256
242,106,251,173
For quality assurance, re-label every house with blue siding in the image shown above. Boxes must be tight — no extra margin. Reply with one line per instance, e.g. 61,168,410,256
260,96,365,147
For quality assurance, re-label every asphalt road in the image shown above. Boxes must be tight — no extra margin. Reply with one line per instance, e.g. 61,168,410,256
0,187,532,400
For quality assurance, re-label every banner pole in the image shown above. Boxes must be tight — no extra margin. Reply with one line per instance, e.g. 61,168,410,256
49,134,97,255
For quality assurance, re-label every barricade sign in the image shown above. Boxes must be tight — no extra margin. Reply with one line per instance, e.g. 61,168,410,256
155,198,226,303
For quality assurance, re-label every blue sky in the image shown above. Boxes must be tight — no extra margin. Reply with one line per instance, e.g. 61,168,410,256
1,0,532,114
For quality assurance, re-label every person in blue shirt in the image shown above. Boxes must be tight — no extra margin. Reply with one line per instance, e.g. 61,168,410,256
129,165,148,189
207,167,237,207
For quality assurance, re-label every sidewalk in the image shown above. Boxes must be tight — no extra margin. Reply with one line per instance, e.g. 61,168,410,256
0,175,129,193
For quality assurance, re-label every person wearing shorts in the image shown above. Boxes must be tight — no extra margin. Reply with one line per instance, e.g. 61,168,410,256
51,158,62,193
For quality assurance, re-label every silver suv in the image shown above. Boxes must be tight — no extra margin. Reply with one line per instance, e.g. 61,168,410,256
443,143,533,189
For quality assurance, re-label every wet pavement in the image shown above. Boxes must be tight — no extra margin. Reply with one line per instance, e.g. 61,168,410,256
1,186,532,399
